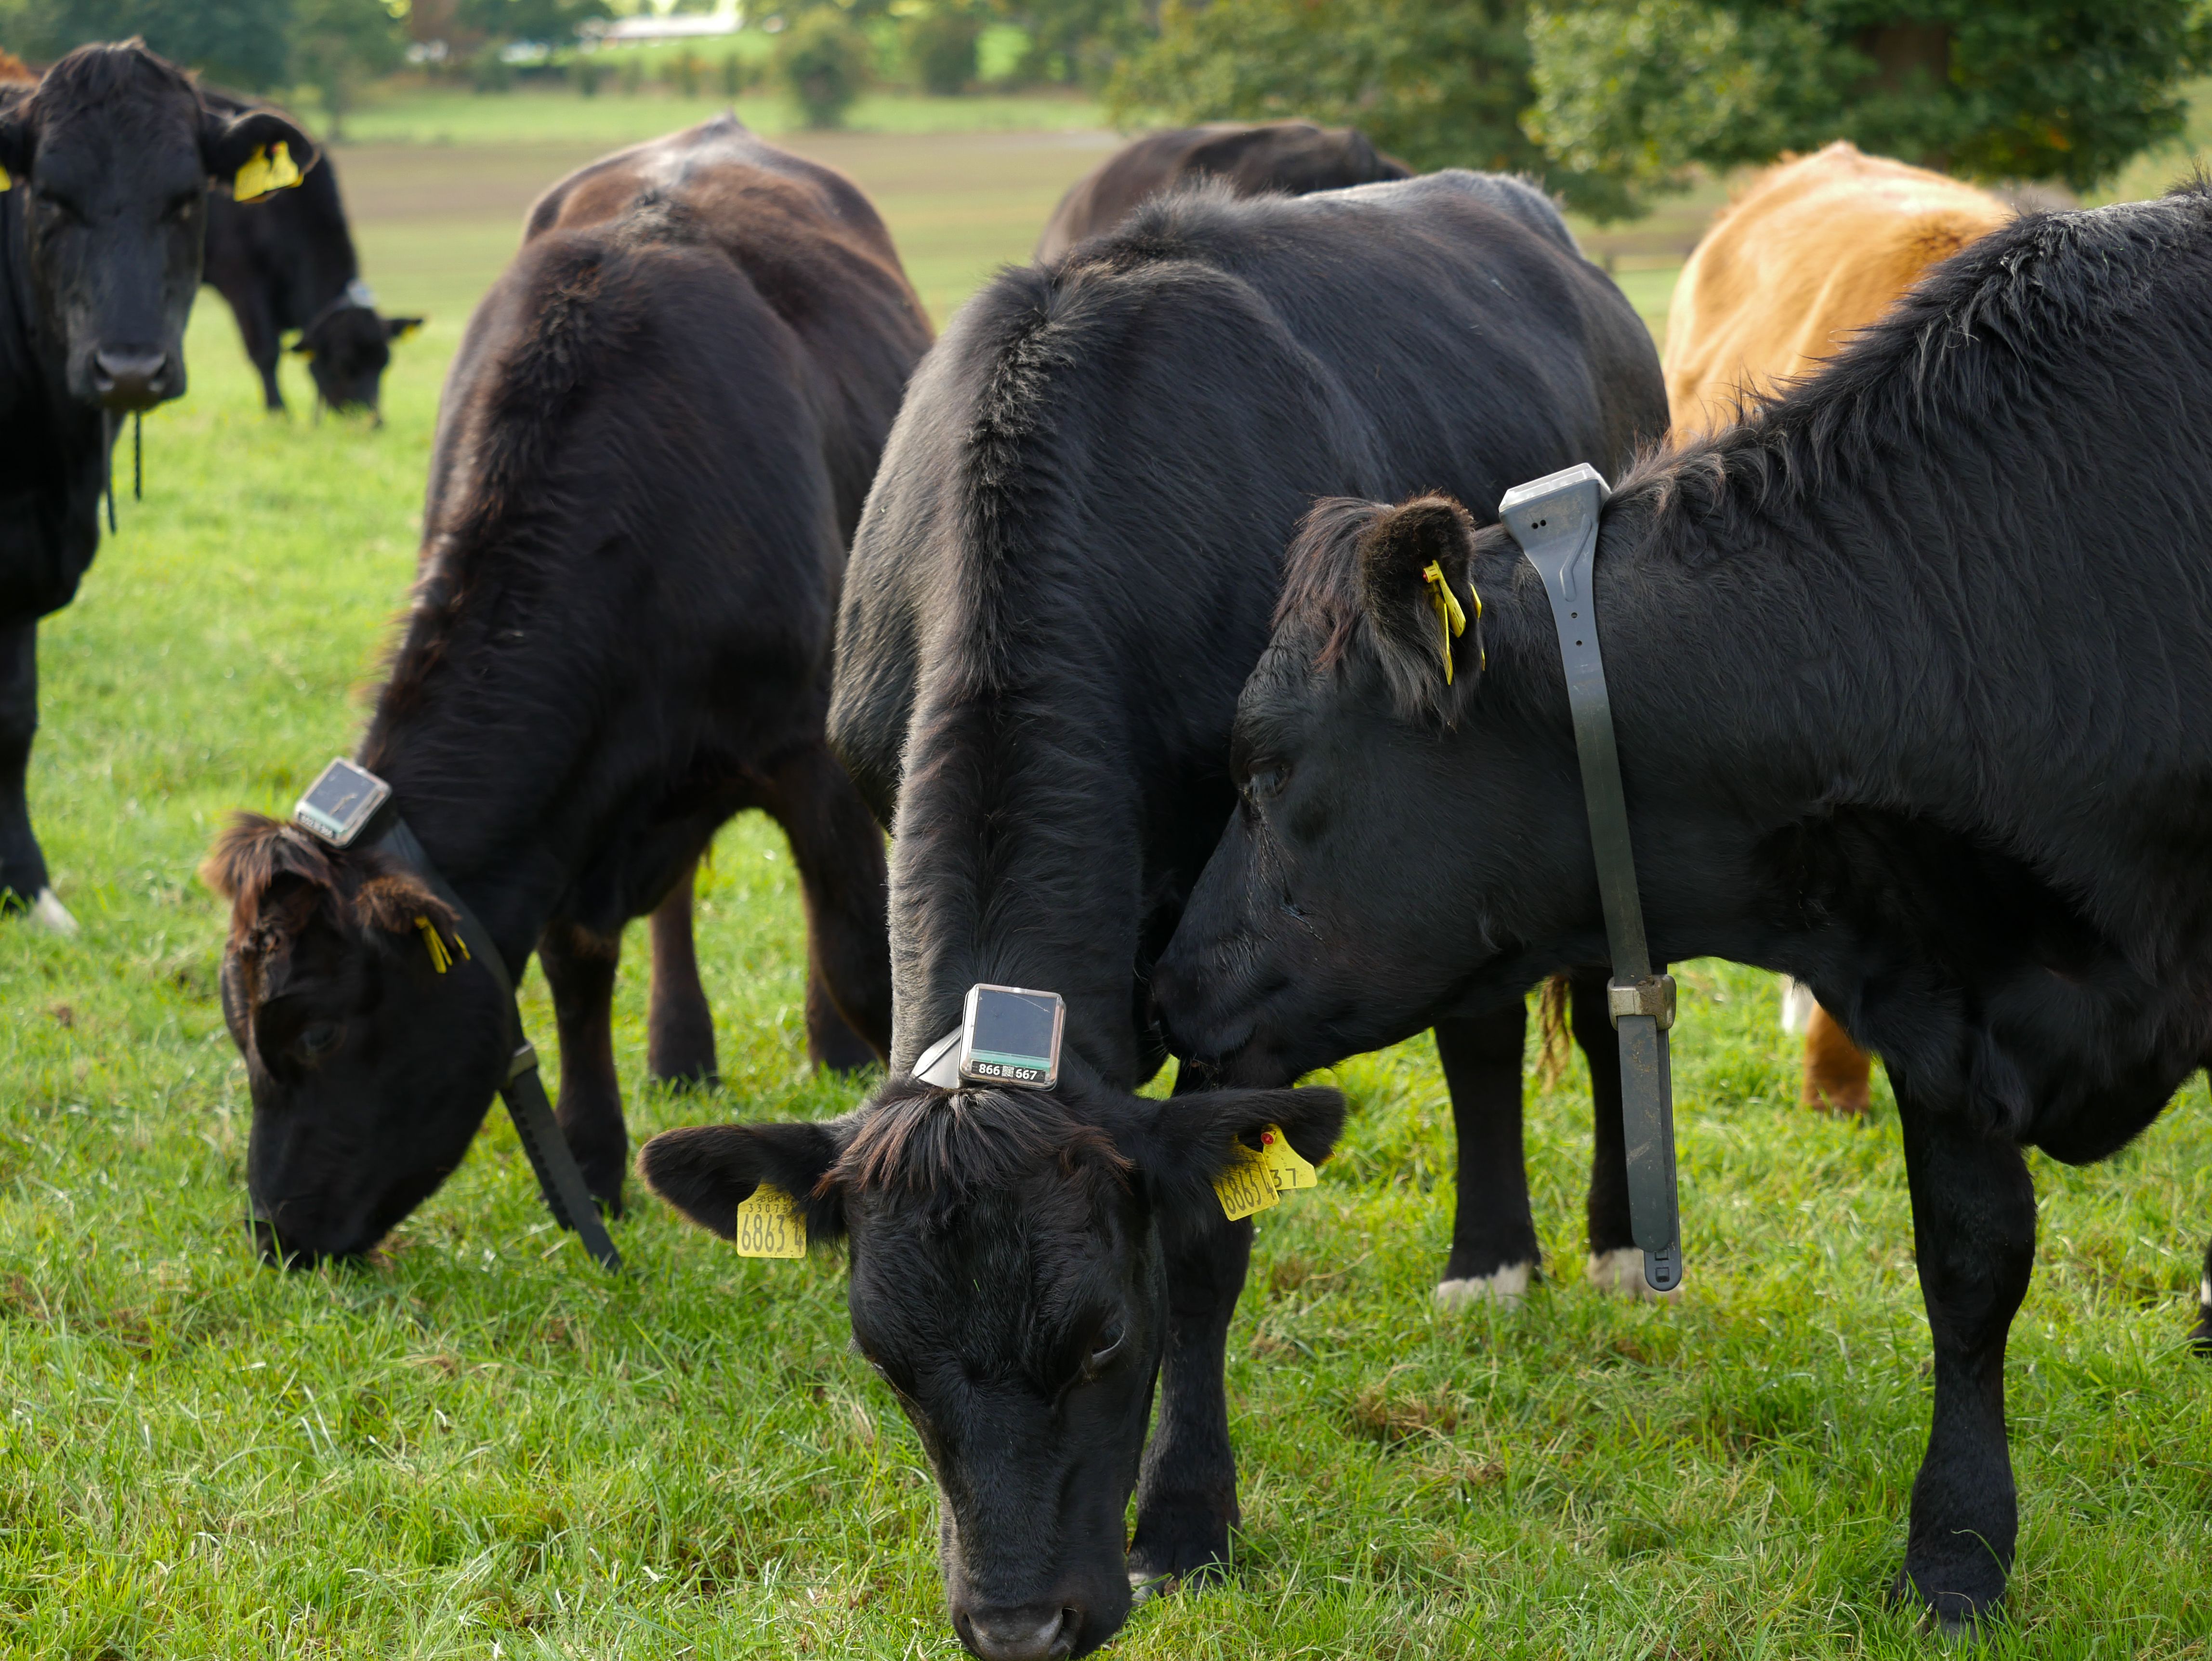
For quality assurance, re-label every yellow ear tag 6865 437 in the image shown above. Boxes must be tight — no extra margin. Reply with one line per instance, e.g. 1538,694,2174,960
234,142,303,203
735,1183,807,1258
1214,1125,1317,1220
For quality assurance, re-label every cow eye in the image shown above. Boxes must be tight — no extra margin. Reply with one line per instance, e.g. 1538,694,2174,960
1085,1320,1126,1374
291,1021,343,1063
33,189,81,223
1241,763,1289,804
165,192,198,222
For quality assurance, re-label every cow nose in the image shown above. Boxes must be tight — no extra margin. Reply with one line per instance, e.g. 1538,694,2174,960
92,349,171,410
962,1604,1077,1661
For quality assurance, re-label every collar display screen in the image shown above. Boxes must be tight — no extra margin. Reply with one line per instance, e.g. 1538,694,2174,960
962,986,1063,1086
294,757,390,846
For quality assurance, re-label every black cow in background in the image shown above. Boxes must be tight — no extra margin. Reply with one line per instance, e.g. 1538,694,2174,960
199,88,420,418
203,117,930,1263
1157,187,2212,1630
1032,121,1410,262
641,172,1667,1661
0,42,311,931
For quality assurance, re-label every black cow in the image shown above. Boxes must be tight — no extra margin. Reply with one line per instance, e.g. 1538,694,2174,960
1156,187,2212,1631
200,117,930,1262
0,42,310,930
1032,121,1410,263
640,172,1667,1660
200,90,421,418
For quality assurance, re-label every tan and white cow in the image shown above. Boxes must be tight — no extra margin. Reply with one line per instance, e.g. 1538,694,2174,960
1663,141,2012,1113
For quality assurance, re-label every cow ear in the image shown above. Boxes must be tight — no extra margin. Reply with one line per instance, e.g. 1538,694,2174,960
385,316,425,343
638,1118,854,1245
200,105,317,200
1134,1085,1347,1217
1355,493,1483,720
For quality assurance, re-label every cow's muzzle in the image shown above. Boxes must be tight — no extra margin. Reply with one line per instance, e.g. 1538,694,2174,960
957,1601,1080,1661
92,348,176,411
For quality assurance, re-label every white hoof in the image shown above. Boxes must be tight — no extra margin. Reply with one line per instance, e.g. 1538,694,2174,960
1435,1261,1531,1310
1586,1246,1683,1302
1778,976,1816,1034
30,888,78,936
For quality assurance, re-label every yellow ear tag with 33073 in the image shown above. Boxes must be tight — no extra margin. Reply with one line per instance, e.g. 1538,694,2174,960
734,1182,807,1258
234,142,302,203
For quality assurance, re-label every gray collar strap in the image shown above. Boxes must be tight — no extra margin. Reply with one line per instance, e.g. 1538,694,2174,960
1499,463,1682,1294
369,815,624,1273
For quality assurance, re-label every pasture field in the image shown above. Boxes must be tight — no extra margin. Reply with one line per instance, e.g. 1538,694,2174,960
0,123,2210,1659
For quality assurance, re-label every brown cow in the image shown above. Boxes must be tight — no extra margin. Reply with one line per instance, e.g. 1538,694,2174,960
1033,121,1409,263
1663,141,2011,1113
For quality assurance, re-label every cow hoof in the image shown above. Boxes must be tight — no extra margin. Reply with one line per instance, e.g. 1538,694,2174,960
1889,1567,2004,1642
1434,1261,1531,1310
1586,1247,1684,1303
28,889,78,936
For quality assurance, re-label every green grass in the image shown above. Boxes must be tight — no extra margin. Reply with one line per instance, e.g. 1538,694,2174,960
2,125,2211,1658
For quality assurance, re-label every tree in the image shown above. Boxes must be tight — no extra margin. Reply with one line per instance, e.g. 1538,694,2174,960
777,8,869,126
1109,0,1555,189
4,0,299,87
289,0,405,136
1529,1,2212,219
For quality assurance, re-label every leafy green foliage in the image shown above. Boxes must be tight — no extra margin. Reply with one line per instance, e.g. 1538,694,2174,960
777,8,871,126
903,3,982,95
3,0,300,88
288,0,406,135
1109,0,1554,186
1530,0,2212,219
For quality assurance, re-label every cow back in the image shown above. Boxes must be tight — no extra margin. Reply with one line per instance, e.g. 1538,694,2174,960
1664,143,2011,437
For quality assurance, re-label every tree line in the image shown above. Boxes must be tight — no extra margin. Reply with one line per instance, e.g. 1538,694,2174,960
2,0,2205,216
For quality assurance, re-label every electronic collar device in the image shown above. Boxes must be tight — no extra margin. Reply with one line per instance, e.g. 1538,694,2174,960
290,757,622,1273
1498,463,1683,1294
912,983,1066,1091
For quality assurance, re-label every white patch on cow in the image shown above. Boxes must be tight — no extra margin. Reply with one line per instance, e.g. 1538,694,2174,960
1434,1261,1531,1310
30,888,78,936
2200,1275,2211,1312
1587,1246,1684,1303
1779,976,1816,1034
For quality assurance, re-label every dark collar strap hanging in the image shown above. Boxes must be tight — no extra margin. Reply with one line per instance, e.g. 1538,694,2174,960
1499,463,1682,1293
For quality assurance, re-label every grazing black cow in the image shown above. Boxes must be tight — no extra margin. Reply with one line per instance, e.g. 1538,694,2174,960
640,171,1667,1659
0,42,311,930
200,90,421,417
1032,121,1410,262
1156,186,2212,1630
199,117,929,1263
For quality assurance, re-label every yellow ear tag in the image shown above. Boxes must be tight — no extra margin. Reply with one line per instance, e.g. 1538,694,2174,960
734,1182,807,1258
1421,560,1468,685
1213,1138,1282,1222
0,164,12,193
234,142,302,203
1259,1124,1317,1191
415,916,450,974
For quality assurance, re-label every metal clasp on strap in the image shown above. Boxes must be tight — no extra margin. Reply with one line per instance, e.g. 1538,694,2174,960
1607,974,1676,1031
508,1041,540,1083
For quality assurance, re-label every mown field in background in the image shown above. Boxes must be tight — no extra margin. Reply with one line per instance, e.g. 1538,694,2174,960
0,115,2209,1658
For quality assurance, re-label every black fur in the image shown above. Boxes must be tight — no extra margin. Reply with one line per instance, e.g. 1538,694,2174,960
208,118,929,1262
1159,185,2212,1631
648,170,1667,1660
0,43,312,917
1032,120,1410,262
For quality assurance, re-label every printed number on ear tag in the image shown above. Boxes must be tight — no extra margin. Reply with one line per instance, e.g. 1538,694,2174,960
1213,1143,1279,1221
1260,1125,1317,1191
734,1183,807,1258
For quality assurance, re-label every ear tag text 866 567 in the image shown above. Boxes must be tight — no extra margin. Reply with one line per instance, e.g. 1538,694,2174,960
1213,1125,1316,1220
734,1183,807,1258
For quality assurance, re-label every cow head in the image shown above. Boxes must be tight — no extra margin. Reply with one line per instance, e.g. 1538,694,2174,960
0,41,313,412
292,295,422,419
201,814,511,1263
640,1077,1345,1660
1155,494,1591,1082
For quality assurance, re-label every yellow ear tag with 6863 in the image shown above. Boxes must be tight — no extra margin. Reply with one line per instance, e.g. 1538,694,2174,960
234,142,302,203
734,1182,807,1258
1214,1125,1316,1220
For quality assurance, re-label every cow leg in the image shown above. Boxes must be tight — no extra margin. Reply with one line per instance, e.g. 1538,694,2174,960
1569,968,1666,1298
1129,1080,1250,1589
229,293,287,412
1803,1002,1874,1114
0,622,69,932
1892,1091,2035,1630
759,740,890,1068
645,861,718,1089
2192,1234,2212,1355
536,919,628,1215
1431,1002,1539,1307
